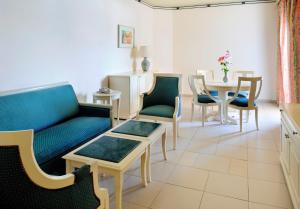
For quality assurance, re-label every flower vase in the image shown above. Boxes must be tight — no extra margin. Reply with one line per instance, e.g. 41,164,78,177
223,71,228,83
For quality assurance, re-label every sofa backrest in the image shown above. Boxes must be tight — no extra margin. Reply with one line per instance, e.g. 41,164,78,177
0,84,79,132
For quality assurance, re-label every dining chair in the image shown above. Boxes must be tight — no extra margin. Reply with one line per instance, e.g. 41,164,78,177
137,73,182,150
226,76,262,132
196,70,218,96
188,75,223,127
228,70,255,98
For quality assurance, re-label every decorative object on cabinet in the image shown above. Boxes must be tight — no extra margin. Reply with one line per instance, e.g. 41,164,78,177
281,104,300,209
93,90,121,124
109,72,153,119
118,25,134,48
137,73,182,150
139,45,151,72
227,77,262,132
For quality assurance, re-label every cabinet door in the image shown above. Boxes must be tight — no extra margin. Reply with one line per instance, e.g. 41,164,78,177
290,145,300,204
281,122,291,173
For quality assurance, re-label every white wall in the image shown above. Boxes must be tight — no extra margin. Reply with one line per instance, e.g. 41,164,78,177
0,0,173,101
173,3,278,100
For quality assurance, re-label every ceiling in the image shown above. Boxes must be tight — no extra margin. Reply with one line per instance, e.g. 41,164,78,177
141,0,275,8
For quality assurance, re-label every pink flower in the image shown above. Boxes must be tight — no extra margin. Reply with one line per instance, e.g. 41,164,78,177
218,56,225,62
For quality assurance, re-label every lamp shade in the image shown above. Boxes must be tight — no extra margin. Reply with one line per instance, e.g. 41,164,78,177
139,45,151,57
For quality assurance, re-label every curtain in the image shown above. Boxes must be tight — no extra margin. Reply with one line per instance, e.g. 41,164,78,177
278,0,299,104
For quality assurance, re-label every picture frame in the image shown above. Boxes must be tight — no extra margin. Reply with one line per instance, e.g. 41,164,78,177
118,25,135,48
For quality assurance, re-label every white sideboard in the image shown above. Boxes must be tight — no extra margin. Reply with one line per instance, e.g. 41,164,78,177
281,104,300,209
108,72,153,119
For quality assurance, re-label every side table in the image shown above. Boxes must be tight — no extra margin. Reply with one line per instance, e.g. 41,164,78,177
93,90,121,123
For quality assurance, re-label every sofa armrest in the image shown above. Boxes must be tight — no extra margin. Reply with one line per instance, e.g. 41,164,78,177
79,103,112,119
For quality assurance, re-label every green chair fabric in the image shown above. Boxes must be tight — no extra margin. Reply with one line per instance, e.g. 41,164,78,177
140,105,175,118
0,147,100,209
198,94,216,103
0,85,79,132
230,97,256,107
112,120,161,137
34,117,111,165
143,76,179,108
75,136,141,163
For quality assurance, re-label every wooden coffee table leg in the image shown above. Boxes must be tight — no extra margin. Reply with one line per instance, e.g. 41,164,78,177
65,160,73,173
140,150,148,187
162,131,167,160
146,145,151,183
115,172,123,209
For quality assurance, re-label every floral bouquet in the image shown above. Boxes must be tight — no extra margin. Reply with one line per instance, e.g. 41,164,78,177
218,50,231,73
218,50,231,82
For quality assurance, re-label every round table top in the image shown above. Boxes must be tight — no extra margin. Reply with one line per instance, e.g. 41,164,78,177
206,81,250,91
93,90,121,97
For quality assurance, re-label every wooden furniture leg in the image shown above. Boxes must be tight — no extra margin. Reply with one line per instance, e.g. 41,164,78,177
146,146,151,183
141,151,148,187
162,131,167,160
114,173,123,209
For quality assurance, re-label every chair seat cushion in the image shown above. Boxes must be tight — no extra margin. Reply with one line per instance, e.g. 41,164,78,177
34,117,111,164
208,90,218,97
228,91,248,98
230,97,256,107
140,105,175,118
198,94,216,103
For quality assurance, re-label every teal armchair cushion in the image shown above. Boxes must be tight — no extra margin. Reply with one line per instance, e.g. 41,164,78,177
0,85,79,132
198,94,216,103
143,77,179,108
140,105,175,118
34,117,111,164
230,97,256,107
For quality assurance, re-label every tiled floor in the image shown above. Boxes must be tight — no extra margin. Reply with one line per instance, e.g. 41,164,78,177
103,97,293,209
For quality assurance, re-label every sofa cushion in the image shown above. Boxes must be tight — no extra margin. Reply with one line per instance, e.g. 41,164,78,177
140,105,175,118
34,117,111,164
0,84,79,132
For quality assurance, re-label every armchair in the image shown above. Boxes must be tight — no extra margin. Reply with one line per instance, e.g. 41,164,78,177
0,130,109,209
137,73,182,150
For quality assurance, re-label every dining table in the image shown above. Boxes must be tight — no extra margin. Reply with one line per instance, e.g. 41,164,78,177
205,81,251,124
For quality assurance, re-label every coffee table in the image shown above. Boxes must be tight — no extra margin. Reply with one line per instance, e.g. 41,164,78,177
63,134,148,209
106,119,167,183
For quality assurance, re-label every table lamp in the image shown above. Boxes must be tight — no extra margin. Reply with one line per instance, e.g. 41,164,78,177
139,45,151,72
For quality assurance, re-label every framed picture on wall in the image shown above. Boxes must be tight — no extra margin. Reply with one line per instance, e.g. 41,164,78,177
118,25,135,48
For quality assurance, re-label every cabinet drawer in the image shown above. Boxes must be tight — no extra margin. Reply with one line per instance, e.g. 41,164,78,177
281,122,291,173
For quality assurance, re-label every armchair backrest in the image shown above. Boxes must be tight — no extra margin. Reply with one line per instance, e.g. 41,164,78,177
0,83,79,132
234,77,262,109
196,70,215,81
145,73,182,107
0,130,100,209
188,75,216,101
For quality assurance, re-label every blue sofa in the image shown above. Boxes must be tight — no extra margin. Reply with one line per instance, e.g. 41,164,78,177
0,83,112,175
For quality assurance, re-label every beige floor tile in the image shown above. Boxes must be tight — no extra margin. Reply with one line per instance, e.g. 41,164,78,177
199,192,248,209
248,148,280,164
248,138,278,151
150,184,203,209
248,162,285,183
216,144,247,160
218,134,248,147
187,140,218,154
249,179,292,209
150,161,176,182
167,165,209,190
123,176,164,207
151,148,183,164
110,201,149,209
229,159,248,177
179,151,198,166
193,154,230,173
249,202,286,209
205,172,248,200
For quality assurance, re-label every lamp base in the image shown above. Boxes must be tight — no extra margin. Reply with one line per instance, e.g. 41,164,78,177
142,57,150,72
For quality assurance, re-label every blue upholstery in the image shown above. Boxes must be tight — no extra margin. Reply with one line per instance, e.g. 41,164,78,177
140,105,175,118
143,77,179,108
0,84,112,175
230,97,256,107
198,94,216,103
0,85,79,132
228,91,248,98
208,90,218,96
34,117,111,164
